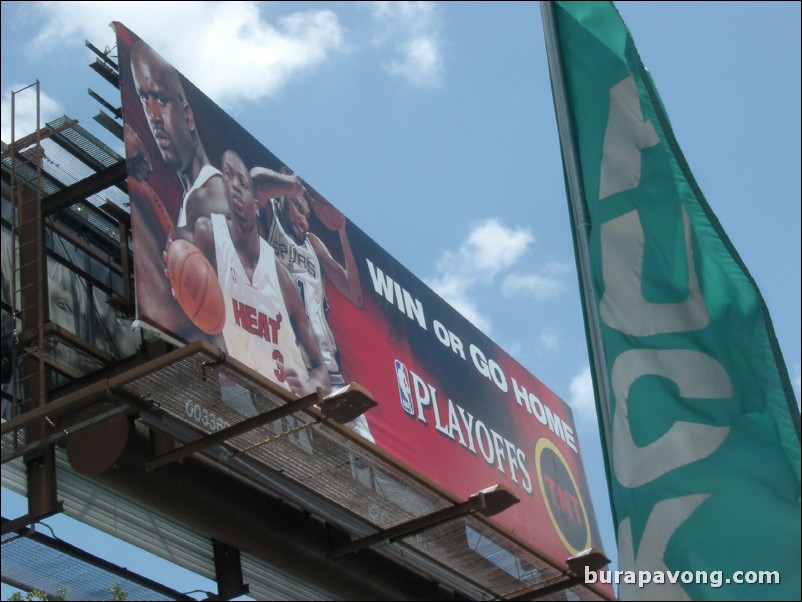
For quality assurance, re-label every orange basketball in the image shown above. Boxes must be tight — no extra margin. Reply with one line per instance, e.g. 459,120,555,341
166,239,225,335
128,177,173,236
306,190,344,231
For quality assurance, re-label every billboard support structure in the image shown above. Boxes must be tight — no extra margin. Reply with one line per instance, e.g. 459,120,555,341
507,546,610,601
145,383,376,471
329,483,519,559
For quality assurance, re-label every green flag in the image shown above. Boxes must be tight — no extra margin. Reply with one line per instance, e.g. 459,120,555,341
543,2,800,599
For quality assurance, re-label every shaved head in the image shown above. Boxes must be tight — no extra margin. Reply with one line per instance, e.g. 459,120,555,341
130,40,196,174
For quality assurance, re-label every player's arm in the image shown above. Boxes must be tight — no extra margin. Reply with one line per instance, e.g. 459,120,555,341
192,217,218,275
276,259,331,397
167,174,227,266
308,230,364,308
129,183,197,339
250,167,302,240
250,166,303,201
185,174,228,227
164,216,217,277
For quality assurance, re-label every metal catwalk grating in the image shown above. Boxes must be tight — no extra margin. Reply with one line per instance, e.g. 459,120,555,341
1,152,62,198
543,585,607,601
120,352,452,529
1,525,193,601
398,516,559,595
3,116,130,242
49,116,121,170
1,401,130,464
113,344,608,600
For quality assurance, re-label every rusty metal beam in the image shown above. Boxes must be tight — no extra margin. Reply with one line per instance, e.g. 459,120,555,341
85,40,118,70
88,88,122,120
145,389,323,472
89,58,119,88
94,425,457,602
505,547,610,600
93,110,124,141
0,505,63,536
0,341,213,438
328,485,519,560
41,160,126,216
506,574,580,601
0,120,77,160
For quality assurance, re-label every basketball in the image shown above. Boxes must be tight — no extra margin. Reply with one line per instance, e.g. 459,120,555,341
128,176,173,236
306,189,344,231
166,239,225,335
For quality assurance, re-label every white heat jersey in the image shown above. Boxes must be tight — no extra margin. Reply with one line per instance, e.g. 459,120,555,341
267,198,339,375
212,213,307,392
177,165,223,228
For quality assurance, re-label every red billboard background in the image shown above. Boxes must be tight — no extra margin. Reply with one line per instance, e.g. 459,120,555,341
115,22,604,565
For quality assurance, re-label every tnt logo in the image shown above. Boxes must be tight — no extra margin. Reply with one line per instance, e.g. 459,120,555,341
395,360,414,416
535,438,591,555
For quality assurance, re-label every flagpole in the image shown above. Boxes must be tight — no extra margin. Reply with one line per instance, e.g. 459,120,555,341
539,1,614,464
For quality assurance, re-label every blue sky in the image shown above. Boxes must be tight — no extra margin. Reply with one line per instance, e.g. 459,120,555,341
2,1,800,599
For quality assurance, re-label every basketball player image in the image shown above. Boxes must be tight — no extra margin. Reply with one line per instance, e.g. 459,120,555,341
173,150,330,398
250,167,374,442
129,39,228,232
124,38,228,341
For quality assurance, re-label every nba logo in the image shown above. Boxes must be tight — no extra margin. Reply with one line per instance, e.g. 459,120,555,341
395,360,414,415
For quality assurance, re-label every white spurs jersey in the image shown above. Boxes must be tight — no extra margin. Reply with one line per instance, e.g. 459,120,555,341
212,213,307,391
267,198,339,374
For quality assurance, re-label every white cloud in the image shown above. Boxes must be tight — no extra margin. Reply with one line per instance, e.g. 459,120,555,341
426,218,534,334
426,219,572,337
432,218,533,286
20,1,348,107
462,219,534,276
365,1,444,87
425,271,492,334
383,36,442,87
568,364,598,431
539,329,560,350
501,261,570,301
1,85,64,143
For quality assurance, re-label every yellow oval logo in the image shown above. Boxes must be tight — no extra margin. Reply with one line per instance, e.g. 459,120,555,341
535,438,591,555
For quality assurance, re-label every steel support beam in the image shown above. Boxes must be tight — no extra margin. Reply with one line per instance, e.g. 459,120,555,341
329,484,519,560
145,389,323,472
41,160,126,216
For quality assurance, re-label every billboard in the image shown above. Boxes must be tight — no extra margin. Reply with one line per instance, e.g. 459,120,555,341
115,22,604,565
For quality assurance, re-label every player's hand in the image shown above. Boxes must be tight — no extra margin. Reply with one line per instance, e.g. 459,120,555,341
162,234,178,299
284,367,314,397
